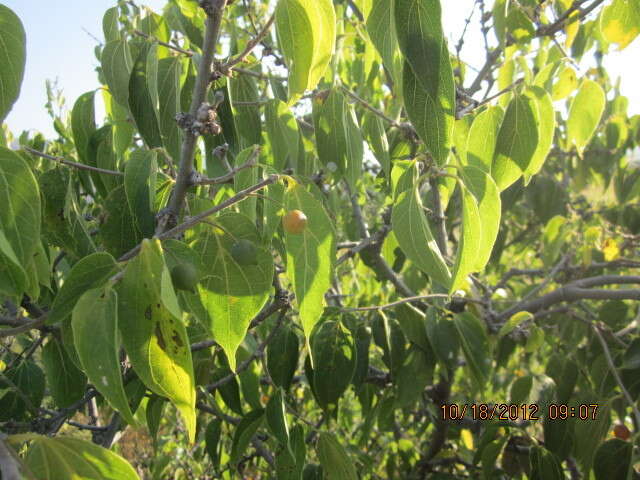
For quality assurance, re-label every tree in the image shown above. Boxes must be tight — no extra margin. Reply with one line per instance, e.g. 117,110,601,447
0,0,639,478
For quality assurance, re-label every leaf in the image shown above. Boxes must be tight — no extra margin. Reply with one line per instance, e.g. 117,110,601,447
0,5,26,122
600,0,640,50
461,166,501,272
100,185,144,258
42,337,87,408
312,90,349,180
523,86,555,181
266,389,291,447
17,434,139,480
0,360,45,421
567,79,605,155
311,320,356,408
267,323,300,390
317,432,358,480
230,409,265,465
230,73,262,147
71,91,97,165
466,106,504,173
194,213,273,371
102,40,134,107
265,99,300,172
233,148,259,223
343,103,364,188
0,147,41,296
593,438,632,480
275,0,336,101
129,43,162,148
499,311,533,338
450,185,481,293
276,425,306,479
283,183,336,345
395,0,455,165
366,0,398,72
103,7,120,43
391,186,451,289
145,394,166,443
529,445,565,480
117,238,196,442
157,57,182,163
205,419,222,468
48,252,118,325
72,286,136,425
124,149,158,238
362,112,391,178
453,312,491,391
492,94,539,190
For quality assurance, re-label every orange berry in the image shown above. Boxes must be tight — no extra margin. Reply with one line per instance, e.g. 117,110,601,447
613,424,631,440
282,209,308,234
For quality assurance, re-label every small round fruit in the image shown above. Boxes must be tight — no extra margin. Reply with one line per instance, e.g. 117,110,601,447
613,424,631,440
230,239,258,266
170,263,198,292
282,209,308,234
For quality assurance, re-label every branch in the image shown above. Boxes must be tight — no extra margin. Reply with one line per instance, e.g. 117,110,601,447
429,177,448,258
536,0,605,37
23,147,123,176
223,13,275,70
0,316,47,338
118,175,278,263
156,0,228,234
341,294,449,312
0,436,23,480
133,29,194,57
191,145,260,185
498,276,640,320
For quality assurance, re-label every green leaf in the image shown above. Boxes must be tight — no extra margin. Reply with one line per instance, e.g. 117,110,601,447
230,73,262,148
117,238,196,442
124,149,158,238
453,312,491,391
461,166,501,272
266,388,291,447
194,213,273,371
600,0,640,50
391,186,451,289
523,86,555,181
42,336,87,408
0,147,41,296
0,360,45,421
283,183,336,345
366,0,398,73
233,148,259,223
593,438,632,480
567,79,605,155
102,40,134,107
205,419,222,468
450,185,482,294
275,0,336,101
72,286,136,425
129,43,163,148
276,425,307,479
100,185,144,258
311,320,356,409
362,112,391,178
17,434,140,480
48,252,118,325
343,103,364,188
103,7,120,43
267,323,300,390
265,99,300,172
317,432,358,480
492,94,539,190
145,394,166,443
71,91,97,165
395,0,455,165
230,409,265,465
529,445,565,480
0,5,26,122
466,106,504,173
157,57,182,163
312,90,349,181
499,311,533,338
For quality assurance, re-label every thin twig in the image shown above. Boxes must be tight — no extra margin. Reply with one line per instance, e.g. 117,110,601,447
0,316,47,339
223,13,275,70
341,294,450,312
23,147,123,176
191,145,260,185
133,29,194,57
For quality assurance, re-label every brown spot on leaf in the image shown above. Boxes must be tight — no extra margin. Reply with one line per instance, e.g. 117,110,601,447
171,330,184,347
145,306,152,320
155,323,167,351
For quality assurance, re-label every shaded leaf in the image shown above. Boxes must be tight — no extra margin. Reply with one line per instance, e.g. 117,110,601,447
0,5,26,122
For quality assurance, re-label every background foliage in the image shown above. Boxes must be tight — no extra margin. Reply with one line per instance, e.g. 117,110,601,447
1,0,640,478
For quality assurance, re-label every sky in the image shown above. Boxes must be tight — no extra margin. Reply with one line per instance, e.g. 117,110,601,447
4,0,640,138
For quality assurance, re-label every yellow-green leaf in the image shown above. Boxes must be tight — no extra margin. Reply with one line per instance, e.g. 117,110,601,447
567,79,605,154
118,239,196,442
0,5,26,122
72,286,136,425
450,185,482,294
600,0,640,50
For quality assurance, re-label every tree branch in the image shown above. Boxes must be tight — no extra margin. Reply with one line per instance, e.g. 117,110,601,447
23,147,123,176
156,0,228,234
223,13,275,70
